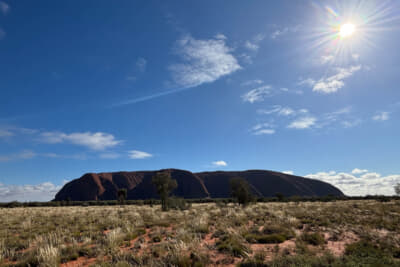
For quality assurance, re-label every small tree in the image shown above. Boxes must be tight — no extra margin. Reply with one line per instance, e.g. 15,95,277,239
152,171,178,211
275,192,285,201
117,188,127,205
230,177,253,206
395,183,400,196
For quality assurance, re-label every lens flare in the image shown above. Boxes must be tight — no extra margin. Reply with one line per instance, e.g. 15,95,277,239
339,23,355,38
303,1,400,66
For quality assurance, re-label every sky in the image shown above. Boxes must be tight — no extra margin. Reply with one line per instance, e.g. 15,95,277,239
1,0,400,201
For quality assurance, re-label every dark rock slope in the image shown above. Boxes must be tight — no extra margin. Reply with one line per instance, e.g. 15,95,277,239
54,169,343,201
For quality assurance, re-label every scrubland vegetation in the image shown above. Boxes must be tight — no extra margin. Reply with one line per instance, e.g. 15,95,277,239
1,200,400,266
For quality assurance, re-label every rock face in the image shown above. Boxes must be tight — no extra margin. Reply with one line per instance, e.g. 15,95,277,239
54,169,344,201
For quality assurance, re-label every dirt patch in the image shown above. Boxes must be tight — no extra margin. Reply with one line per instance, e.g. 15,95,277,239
325,231,359,257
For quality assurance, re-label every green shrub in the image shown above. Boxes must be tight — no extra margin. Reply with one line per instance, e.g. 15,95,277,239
245,233,287,244
300,232,325,246
168,197,191,210
343,240,397,266
245,225,294,244
60,246,79,263
216,234,250,257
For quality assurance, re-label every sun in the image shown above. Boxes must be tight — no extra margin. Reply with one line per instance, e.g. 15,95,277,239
339,23,356,39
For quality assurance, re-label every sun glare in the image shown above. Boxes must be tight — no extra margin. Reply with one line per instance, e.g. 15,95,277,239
339,23,355,38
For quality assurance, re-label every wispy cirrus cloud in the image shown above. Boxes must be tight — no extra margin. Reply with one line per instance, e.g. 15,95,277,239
0,150,87,162
169,35,241,88
306,169,400,196
287,116,317,129
0,129,13,138
113,34,241,107
244,33,265,52
242,85,273,103
301,65,361,94
136,57,147,72
250,122,276,135
253,128,275,135
40,131,122,151
0,1,9,15
0,150,36,162
241,79,264,87
372,111,389,121
256,106,360,132
126,57,147,81
258,106,308,117
128,150,153,159
270,25,301,39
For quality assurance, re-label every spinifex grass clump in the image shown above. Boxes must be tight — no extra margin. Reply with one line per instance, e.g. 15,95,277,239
299,232,325,246
216,233,251,257
244,224,295,244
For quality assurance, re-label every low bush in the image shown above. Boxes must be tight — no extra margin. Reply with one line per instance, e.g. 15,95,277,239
168,197,191,210
216,234,250,257
245,225,294,244
300,232,325,246
245,233,287,244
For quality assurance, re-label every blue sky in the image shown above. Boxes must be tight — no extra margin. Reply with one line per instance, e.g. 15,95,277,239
1,0,400,201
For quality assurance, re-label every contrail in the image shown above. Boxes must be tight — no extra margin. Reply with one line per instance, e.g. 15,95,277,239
110,87,191,107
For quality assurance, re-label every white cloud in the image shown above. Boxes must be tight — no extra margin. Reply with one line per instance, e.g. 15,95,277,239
241,79,264,86
283,170,294,175
257,106,359,132
212,160,227,167
321,55,335,64
0,129,13,138
279,107,296,116
0,182,63,202
250,122,276,135
242,85,273,103
244,33,265,52
305,170,400,196
239,53,253,65
298,78,316,87
271,27,289,39
0,150,36,162
258,105,297,116
40,131,122,150
288,116,316,129
312,65,361,93
169,35,241,88
372,111,389,121
245,41,259,51
270,25,301,39
352,168,368,174
0,126,38,138
254,129,275,135
128,150,152,159
341,119,362,128
0,1,9,15
136,57,147,72
214,33,227,40
0,150,88,162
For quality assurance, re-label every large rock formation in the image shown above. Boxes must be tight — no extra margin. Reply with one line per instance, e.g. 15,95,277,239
54,169,344,201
